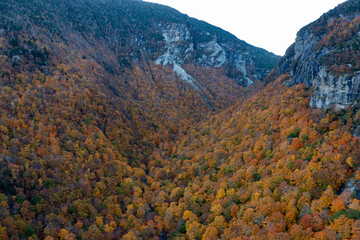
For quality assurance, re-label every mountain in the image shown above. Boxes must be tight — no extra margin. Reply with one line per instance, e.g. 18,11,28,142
141,1,359,239
1,0,279,88
268,0,360,109
0,0,359,239
0,0,278,166
0,0,279,238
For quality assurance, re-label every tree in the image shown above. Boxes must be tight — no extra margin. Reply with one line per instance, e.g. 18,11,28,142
202,226,218,240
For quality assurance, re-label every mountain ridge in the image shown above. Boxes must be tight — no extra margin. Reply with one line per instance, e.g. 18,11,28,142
0,0,359,239
0,0,278,165
267,0,360,109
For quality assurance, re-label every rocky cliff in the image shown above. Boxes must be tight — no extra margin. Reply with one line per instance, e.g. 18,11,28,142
271,0,360,109
153,22,279,87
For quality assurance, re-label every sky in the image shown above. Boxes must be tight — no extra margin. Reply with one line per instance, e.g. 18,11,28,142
145,0,347,56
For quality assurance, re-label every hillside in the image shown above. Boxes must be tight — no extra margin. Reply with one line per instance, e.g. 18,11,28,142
0,0,359,239
268,0,360,109
148,78,360,239
0,0,279,238
0,0,279,87
0,0,279,168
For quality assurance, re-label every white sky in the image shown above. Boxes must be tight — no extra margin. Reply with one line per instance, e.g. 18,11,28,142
145,0,347,56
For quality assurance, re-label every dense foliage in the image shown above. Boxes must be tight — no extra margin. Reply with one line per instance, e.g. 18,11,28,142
0,69,359,239
0,0,358,239
146,78,360,239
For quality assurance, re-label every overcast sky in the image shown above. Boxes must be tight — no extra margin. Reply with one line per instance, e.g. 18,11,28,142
145,0,347,56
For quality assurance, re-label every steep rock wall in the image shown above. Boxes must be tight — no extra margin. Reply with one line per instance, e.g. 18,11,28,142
273,0,360,109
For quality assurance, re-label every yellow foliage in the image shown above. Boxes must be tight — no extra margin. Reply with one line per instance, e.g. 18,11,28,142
95,216,103,226
210,203,223,216
254,192,261,201
346,157,354,168
212,215,226,229
243,208,254,222
186,221,203,240
183,210,194,220
216,189,226,199
226,188,235,196
121,230,138,240
133,186,142,198
58,229,75,240
104,221,116,233
202,226,218,240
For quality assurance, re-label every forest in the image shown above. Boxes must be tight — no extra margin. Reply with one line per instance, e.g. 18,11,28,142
0,0,359,239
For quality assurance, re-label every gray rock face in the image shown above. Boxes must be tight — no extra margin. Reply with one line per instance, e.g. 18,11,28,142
154,23,277,88
310,67,360,109
197,40,226,67
154,24,192,66
277,17,360,109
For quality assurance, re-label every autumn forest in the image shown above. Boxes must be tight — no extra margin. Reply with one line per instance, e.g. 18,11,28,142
0,0,359,239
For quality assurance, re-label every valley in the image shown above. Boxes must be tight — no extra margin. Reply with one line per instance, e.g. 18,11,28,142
0,0,359,239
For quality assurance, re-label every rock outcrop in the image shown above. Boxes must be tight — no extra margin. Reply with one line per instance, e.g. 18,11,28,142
272,0,360,109
154,22,279,87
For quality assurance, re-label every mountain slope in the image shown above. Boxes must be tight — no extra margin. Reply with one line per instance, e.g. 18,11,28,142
0,0,359,239
0,0,280,156
0,0,279,87
268,0,360,109
149,79,360,239
0,0,280,238
0,0,278,163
